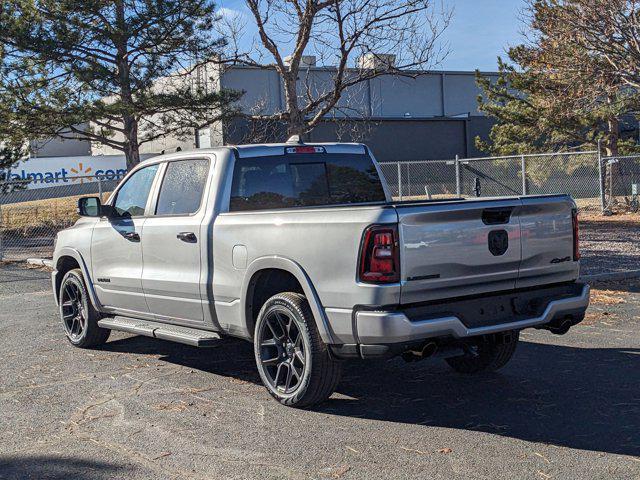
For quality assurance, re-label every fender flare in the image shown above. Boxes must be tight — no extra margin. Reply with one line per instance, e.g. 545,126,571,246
53,247,103,311
241,256,335,344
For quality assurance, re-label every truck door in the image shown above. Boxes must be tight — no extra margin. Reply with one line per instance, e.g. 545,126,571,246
91,164,160,314
140,158,212,325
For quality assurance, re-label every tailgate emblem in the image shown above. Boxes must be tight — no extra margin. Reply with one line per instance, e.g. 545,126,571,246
488,230,509,256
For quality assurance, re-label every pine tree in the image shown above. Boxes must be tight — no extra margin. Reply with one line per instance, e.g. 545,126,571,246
0,22,27,179
476,0,640,158
0,0,242,168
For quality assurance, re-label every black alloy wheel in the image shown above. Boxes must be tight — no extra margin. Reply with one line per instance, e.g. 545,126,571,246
60,276,87,342
257,307,307,394
254,292,341,407
59,269,110,348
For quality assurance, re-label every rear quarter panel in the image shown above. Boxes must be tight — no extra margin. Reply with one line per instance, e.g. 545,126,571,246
212,205,400,334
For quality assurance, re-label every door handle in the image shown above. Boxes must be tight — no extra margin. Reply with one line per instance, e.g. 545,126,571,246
123,231,140,242
177,232,197,243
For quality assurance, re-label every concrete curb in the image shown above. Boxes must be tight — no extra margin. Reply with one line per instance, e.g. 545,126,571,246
580,270,640,282
26,258,53,268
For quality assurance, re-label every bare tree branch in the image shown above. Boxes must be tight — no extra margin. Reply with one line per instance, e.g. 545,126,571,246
221,0,451,137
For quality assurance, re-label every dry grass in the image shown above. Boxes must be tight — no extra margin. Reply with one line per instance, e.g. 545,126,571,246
580,211,640,226
574,197,603,212
1,192,113,234
583,281,635,325
2,196,80,229
590,288,628,306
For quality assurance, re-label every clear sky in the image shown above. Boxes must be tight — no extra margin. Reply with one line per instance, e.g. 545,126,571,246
217,0,528,73
439,0,528,71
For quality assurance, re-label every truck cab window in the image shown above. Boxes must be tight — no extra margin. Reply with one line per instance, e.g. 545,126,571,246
112,164,159,217
155,159,209,216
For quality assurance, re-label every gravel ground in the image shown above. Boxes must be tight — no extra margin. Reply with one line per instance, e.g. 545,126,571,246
0,264,639,479
570,214,640,276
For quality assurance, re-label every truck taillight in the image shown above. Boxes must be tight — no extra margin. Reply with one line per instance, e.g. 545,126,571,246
359,225,400,283
572,209,580,261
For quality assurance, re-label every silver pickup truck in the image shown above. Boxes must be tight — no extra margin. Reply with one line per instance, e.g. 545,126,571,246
52,139,590,407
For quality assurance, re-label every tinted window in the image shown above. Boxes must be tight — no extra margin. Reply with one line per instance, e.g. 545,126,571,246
230,153,386,211
113,164,159,217
156,159,209,215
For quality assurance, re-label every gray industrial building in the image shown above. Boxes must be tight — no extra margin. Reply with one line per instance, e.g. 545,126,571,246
28,64,498,162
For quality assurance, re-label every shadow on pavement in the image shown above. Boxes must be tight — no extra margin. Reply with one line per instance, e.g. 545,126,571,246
100,336,640,457
0,456,127,480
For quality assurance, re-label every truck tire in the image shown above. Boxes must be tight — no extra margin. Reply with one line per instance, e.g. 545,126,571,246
59,269,110,348
446,331,519,374
254,292,342,407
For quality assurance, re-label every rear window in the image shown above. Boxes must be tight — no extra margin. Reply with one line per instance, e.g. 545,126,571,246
229,153,386,211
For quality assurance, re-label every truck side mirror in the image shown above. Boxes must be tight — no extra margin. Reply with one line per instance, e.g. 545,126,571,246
77,197,102,217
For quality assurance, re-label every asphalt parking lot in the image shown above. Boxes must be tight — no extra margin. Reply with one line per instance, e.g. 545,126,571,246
1,263,639,480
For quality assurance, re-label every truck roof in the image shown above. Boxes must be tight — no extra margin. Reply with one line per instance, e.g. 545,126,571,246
138,142,367,165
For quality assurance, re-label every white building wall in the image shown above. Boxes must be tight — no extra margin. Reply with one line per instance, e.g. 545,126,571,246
91,61,224,156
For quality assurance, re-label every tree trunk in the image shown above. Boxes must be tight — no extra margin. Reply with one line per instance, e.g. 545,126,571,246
123,117,140,170
604,113,621,210
282,72,307,140
606,114,619,157
115,0,140,170
286,111,306,139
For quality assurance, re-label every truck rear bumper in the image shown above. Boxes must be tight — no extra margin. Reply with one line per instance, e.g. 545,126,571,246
355,283,590,345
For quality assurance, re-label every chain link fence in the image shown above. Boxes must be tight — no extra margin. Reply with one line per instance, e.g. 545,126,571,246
378,160,459,199
0,150,637,262
0,174,123,262
378,151,605,212
602,155,640,213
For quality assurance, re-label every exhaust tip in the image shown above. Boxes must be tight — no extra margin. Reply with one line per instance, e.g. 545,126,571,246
401,341,438,362
421,341,438,357
544,316,575,335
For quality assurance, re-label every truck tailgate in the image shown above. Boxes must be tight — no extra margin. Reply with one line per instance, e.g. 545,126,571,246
395,195,578,305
